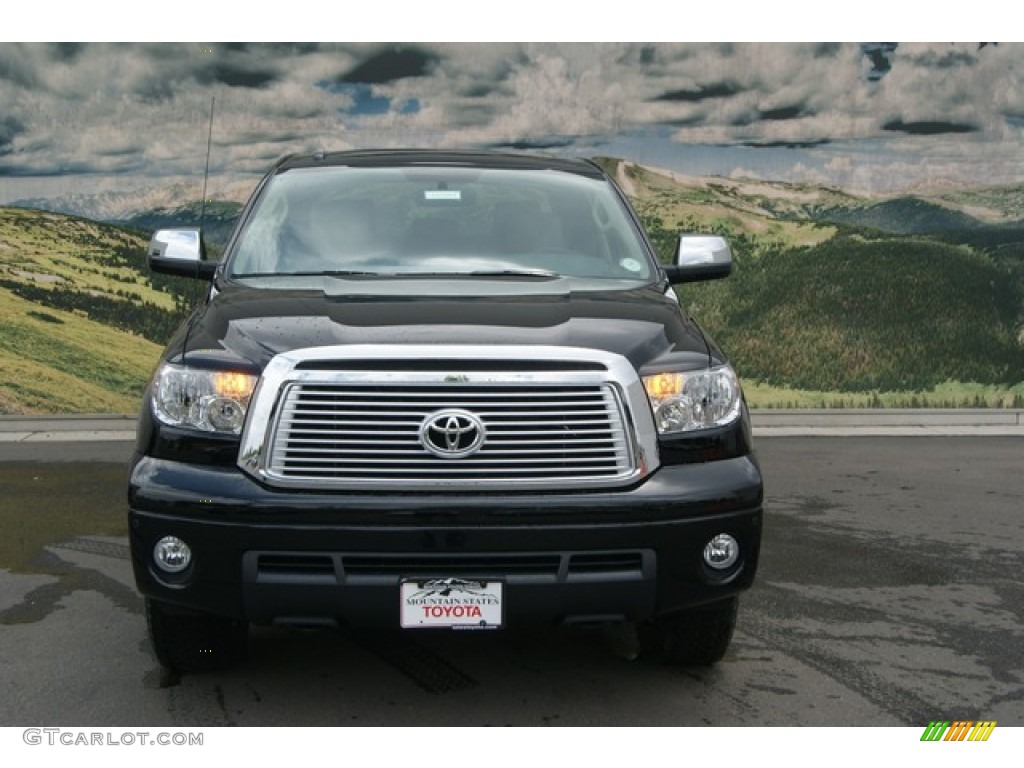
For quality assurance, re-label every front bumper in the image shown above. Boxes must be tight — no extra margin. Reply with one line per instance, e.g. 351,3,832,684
129,454,763,628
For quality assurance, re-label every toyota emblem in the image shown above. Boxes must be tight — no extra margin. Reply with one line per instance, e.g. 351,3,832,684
419,409,486,458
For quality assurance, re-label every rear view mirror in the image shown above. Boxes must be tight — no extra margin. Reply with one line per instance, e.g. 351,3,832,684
148,229,217,279
663,235,733,284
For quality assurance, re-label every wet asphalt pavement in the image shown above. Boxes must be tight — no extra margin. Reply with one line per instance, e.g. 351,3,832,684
0,436,1021,727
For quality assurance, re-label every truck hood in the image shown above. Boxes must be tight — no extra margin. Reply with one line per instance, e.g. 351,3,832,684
177,280,713,373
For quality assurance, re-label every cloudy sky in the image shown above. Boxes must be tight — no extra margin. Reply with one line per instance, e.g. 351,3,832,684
1,40,1022,209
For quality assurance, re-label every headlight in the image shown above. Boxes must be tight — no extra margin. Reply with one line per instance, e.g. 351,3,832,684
642,364,742,435
152,363,258,435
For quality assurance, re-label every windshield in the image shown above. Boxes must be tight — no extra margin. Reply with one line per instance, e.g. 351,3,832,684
226,165,655,283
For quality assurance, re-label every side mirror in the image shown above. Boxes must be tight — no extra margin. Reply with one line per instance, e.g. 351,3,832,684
663,234,733,284
148,229,217,279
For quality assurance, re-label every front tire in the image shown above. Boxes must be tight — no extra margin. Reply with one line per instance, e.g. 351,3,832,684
638,597,738,666
146,598,248,672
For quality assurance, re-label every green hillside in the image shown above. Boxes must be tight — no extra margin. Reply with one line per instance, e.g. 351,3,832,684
700,234,1022,392
608,159,839,253
620,163,1024,400
0,207,191,414
814,197,985,234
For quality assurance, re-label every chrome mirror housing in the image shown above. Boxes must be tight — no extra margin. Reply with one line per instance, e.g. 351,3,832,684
664,234,733,284
148,229,217,279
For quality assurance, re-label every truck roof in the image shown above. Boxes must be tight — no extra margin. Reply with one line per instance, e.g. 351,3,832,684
274,149,607,178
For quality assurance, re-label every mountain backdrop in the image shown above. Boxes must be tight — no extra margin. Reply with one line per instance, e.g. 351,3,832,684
1,159,1021,414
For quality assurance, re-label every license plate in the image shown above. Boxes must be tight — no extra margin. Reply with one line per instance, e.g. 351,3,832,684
400,578,503,629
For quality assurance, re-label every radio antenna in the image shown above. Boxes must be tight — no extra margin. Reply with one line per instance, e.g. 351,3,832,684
199,96,215,235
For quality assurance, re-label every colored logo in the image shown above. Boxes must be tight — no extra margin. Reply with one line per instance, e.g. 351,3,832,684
920,721,996,742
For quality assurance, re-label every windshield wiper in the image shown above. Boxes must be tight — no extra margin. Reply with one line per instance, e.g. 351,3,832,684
468,269,560,278
231,270,380,278
233,269,560,280
391,269,560,279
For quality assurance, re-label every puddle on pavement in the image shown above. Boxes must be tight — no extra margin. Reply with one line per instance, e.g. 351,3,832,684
0,462,140,626
0,463,129,573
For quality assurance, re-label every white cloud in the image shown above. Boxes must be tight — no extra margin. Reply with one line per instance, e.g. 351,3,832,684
1,42,1022,206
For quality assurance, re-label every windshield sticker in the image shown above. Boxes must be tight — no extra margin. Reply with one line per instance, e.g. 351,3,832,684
424,190,462,201
620,258,644,272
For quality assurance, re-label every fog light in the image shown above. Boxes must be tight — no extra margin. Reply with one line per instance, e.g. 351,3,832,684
154,536,192,573
703,534,739,570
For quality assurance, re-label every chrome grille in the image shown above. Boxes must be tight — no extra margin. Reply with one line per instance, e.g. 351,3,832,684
266,382,633,488
238,345,659,492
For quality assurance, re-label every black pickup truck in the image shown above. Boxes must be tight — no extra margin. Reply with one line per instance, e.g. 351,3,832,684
130,150,763,672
